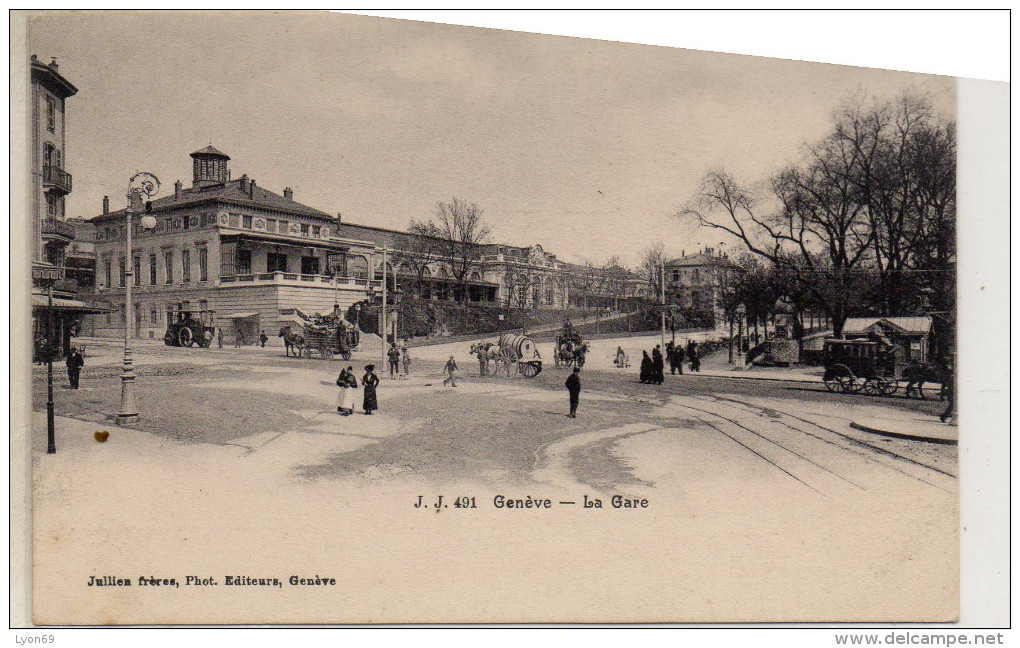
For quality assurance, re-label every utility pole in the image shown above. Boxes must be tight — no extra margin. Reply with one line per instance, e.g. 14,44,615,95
660,259,666,351
380,246,387,370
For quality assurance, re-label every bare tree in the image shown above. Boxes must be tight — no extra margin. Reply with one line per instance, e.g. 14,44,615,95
430,198,491,305
393,219,444,297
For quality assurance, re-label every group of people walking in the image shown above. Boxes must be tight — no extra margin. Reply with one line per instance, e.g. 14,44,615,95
336,365,379,416
640,340,700,384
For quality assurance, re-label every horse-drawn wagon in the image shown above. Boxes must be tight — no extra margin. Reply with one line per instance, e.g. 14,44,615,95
499,333,543,378
279,312,360,360
553,320,588,368
822,338,899,396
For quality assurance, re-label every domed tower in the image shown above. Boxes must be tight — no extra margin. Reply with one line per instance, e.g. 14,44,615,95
190,145,230,188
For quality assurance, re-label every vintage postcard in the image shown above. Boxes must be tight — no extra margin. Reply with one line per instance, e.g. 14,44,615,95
10,10,1006,626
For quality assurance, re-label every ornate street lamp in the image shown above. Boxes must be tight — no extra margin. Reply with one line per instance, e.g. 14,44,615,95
117,172,159,424
735,302,747,368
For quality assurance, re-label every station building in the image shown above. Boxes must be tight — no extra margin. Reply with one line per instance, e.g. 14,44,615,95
89,148,649,344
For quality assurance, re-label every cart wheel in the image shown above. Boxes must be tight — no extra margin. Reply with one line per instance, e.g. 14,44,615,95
823,365,848,393
320,347,333,361
341,350,352,361
840,375,863,393
178,328,193,347
881,378,899,396
164,333,174,346
521,362,541,378
864,378,883,396
301,346,312,359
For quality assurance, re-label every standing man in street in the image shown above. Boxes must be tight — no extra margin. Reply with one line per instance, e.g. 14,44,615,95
387,343,401,379
565,367,581,418
65,345,85,390
259,330,268,347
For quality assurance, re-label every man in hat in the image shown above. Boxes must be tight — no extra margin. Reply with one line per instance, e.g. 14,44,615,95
65,345,85,390
565,367,581,418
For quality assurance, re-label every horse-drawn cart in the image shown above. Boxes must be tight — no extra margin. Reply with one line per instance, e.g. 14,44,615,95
553,321,588,368
498,333,543,378
280,312,360,360
822,338,899,396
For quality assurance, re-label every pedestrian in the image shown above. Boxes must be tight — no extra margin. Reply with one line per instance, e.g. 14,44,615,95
387,343,401,379
259,330,268,347
401,345,411,378
615,346,627,368
652,345,665,384
673,343,685,375
217,327,223,349
476,345,488,377
336,367,353,416
666,341,677,374
362,364,379,415
565,366,581,418
688,340,700,372
640,350,652,383
939,358,955,424
65,345,85,390
443,355,458,387
235,331,244,348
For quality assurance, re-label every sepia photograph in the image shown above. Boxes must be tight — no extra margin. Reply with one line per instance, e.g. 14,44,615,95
9,9,1008,629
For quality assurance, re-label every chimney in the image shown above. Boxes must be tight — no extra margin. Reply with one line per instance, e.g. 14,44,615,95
248,178,256,198
336,212,343,227
49,57,58,71
239,174,249,193
174,180,182,199
102,196,109,214
283,187,293,201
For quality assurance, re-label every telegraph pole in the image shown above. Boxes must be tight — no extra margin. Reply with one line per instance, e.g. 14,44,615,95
660,259,666,351
380,246,387,370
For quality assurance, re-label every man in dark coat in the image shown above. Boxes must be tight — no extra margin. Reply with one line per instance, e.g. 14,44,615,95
565,367,581,418
652,345,665,384
672,343,685,374
639,351,652,383
687,340,700,372
65,346,85,389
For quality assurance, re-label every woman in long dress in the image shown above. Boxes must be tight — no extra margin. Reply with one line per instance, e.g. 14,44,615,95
362,364,379,415
336,367,349,415
338,365,357,415
639,351,652,383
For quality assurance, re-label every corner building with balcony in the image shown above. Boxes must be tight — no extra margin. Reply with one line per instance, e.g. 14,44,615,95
29,55,107,359
89,147,385,344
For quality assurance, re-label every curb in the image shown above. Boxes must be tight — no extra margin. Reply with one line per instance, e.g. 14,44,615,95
849,421,957,446
685,372,821,385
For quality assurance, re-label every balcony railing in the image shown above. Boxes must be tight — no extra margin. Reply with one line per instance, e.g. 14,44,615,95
42,165,72,194
41,217,75,241
219,271,378,289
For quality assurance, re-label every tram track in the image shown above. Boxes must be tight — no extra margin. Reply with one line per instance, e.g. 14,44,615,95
689,395,956,493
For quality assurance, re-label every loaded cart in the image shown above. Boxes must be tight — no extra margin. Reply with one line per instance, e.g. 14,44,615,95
300,313,361,361
498,333,543,378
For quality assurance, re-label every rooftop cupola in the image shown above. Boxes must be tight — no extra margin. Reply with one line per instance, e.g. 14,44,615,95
190,145,230,188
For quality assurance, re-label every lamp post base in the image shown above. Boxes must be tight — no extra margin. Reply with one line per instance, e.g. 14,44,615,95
116,413,139,425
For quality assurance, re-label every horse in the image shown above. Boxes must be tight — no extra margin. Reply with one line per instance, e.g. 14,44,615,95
901,362,941,400
469,341,501,375
572,342,590,369
279,326,305,358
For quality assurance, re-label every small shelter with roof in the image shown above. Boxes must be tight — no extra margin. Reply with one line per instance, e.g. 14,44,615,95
840,316,934,364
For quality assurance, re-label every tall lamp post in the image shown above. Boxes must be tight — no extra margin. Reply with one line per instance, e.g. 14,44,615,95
735,302,747,369
117,173,160,424
33,265,63,453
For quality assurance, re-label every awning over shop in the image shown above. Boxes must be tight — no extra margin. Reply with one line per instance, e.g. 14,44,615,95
31,295,112,314
225,312,260,319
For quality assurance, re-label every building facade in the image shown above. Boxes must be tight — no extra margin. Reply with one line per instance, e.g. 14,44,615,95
89,148,650,343
91,147,385,343
664,247,744,328
29,55,106,359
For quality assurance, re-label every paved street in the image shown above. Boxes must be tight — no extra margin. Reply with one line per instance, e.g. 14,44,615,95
30,338,958,623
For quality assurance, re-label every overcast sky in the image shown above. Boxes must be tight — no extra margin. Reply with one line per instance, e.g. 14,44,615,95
28,11,955,267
